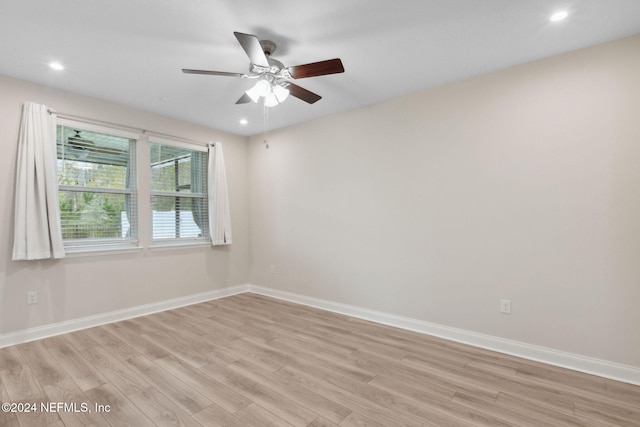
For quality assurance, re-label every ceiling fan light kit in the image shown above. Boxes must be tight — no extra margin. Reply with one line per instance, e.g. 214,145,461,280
246,78,290,106
182,31,344,107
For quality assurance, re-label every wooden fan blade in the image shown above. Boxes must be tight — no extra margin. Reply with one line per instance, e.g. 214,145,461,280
234,32,270,67
236,93,252,104
182,69,245,77
287,58,344,79
285,83,322,104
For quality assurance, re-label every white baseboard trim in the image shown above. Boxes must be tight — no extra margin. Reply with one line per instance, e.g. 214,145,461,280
247,285,640,386
0,284,249,349
2,283,638,386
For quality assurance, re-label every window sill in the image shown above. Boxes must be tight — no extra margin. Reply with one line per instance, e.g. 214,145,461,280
64,245,143,258
149,240,211,251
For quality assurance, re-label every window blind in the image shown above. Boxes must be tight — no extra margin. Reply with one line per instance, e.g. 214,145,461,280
56,123,138,247
149,141,208,241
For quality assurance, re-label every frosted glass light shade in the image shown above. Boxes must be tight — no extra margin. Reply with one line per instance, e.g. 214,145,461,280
273,85,290,103
246,80,272,103
264,93,279,107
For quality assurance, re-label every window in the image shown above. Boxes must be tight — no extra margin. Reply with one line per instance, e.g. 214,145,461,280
150,140,209,243
56,120,138,250
52,119,216,254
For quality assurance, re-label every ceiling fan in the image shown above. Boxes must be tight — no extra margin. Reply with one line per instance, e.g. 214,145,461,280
182,32,344,106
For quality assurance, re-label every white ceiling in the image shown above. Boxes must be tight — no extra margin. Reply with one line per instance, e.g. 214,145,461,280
1,1,639,137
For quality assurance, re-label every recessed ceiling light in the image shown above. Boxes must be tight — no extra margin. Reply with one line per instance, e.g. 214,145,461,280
49,61,64,71
550,10,569,22
239,118,248,125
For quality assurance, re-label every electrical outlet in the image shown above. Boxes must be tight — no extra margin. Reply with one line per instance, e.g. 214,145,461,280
270,265,276,274
500,299,511,314
27,291,38,305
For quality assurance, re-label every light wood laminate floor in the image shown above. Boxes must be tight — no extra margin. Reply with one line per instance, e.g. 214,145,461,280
1,293,639,426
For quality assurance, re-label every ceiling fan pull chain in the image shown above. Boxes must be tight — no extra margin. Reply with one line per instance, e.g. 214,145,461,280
263,102,269,149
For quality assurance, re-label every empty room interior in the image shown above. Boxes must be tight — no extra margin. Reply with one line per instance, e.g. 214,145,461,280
1,1,640,426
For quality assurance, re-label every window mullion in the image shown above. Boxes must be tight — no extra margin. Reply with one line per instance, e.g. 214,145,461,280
59,186,133,195
149,191,205,198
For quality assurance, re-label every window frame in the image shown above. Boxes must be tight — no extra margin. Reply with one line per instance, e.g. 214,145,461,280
56,118,140,253
148,136,210,247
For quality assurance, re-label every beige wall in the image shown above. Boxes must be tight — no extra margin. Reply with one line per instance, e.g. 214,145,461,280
248,34,640,367
0,75,249,335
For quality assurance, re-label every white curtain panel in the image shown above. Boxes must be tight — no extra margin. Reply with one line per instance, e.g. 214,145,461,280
12,102,65,260
208,142,232,245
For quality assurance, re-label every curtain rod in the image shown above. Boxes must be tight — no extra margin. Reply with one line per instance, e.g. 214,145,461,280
48,109,210,147
143,130,211,148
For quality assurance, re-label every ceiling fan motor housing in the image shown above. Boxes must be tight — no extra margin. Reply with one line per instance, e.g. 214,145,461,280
259,39,277,56
259,40,284,73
